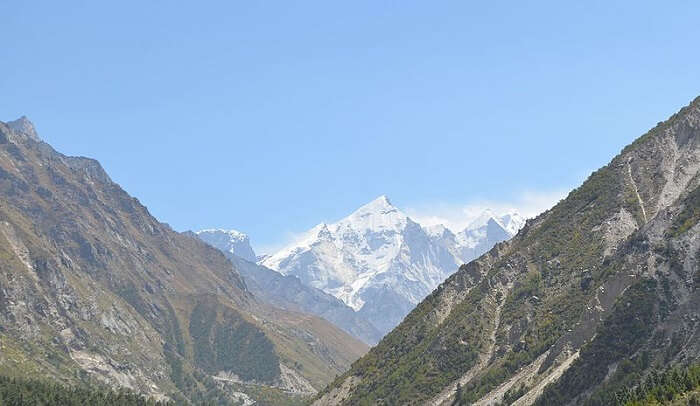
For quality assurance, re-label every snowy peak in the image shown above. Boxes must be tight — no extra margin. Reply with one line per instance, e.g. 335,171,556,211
485,217,511,242
355,195,395,214
463,209,525,237
196,229,257,262
294,223,332,247
263,196,524,335
466,208,499,229
338,195,407,233
499,211,526,235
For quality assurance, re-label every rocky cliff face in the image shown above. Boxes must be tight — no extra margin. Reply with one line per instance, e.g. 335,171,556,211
0,119,367,404
314,97,700,405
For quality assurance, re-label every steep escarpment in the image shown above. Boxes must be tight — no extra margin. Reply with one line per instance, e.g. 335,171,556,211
0,119,366,404
314,96,700,405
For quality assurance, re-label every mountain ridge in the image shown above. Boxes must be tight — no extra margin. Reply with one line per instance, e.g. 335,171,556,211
263,195,524,335
314,96,700,405
0,117,367,404
196,228,257,262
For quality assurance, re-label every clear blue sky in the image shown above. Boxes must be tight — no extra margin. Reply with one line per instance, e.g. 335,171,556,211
2,1,700,252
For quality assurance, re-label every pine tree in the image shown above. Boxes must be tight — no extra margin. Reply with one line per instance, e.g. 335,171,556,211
453,382,463,406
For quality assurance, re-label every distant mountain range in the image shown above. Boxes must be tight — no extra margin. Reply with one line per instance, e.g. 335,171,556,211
202,197,524,337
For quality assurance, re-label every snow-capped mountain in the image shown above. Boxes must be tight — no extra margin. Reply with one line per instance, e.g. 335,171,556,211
262,196,525,335
498,211,526,235
196,229,257,262
452,211,525,261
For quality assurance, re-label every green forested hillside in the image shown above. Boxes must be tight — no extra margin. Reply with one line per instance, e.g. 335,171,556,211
617,364,700,406
0,375,170,406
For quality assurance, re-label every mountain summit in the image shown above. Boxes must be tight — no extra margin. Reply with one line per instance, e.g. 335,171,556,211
6,116,40,142
196,229,257,262
263,196,523,335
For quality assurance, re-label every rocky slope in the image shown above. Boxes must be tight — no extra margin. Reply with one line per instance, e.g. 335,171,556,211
263,196,523,336
194,236,384,345
0,118,367,404
314,97,700,405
